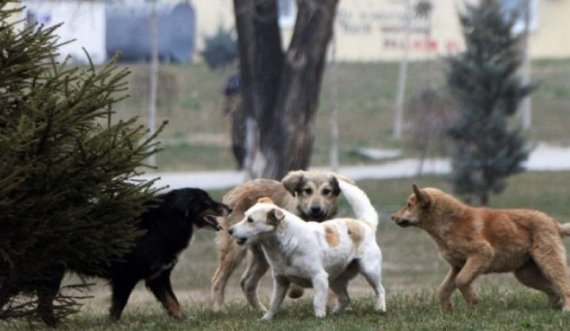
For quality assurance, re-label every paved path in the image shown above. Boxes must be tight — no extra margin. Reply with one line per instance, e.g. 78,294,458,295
138,143,570,190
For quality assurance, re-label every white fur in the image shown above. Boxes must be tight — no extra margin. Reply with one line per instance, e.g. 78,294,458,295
229,180,386,320
337,179,379,229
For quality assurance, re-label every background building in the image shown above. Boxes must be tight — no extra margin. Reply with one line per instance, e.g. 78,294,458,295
19,0,570,63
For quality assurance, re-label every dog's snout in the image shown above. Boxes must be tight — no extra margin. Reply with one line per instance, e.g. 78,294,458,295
310,206,322,214
391,215,396,221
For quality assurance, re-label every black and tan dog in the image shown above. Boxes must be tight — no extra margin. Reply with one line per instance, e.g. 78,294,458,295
34,188,230,326
211,170,349,312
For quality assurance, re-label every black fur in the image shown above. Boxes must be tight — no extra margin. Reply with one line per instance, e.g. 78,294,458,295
35,188,230,326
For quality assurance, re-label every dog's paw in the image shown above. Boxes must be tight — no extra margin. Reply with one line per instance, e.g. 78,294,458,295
212,304,224,313
314,310,326,319
260,313,273,321
441,303,453,314
331,307,344,315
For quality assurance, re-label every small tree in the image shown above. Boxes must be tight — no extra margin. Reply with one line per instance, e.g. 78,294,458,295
0,1,163,323
202,25,238,70
446,0,534,205
407,88,456,175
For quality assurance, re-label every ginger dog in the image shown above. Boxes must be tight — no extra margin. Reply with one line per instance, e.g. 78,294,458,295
391,184,570,312
229,180,386,320
211,170,347,311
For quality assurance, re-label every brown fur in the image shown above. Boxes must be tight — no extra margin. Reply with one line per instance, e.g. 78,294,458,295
324,225,340,247
391,184,570,312
258,197,275,204
211,171,345,311
346,219,364,245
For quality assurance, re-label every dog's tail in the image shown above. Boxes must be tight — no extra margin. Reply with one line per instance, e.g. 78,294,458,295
338,179,379,230
560,223,570,237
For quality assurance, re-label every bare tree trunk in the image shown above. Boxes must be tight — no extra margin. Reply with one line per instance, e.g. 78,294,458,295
234,0,339,179
233,0,284,178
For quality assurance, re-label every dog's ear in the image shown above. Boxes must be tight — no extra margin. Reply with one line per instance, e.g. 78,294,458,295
266,208,285,226
413,184,430,208
334,173,355,185
257,197,274,204
281,170,305,195
328,176,341,196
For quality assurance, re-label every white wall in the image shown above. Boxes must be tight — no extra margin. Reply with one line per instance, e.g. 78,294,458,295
24,1,106,64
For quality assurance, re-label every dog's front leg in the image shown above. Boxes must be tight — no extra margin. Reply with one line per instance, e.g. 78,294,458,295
438,266,460,312
241,244,269,312
312,272,329,318
261,275,290,321
455,254,491,307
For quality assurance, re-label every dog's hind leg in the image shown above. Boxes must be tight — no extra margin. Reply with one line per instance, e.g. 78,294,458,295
240,244,269,311
37,267,65,327
146,269,182,318
438,266,460,312
330,279,351,314
515,261,562,309
358,258,386,313
211,239,247,312
529,237,570,311
109,277,138,321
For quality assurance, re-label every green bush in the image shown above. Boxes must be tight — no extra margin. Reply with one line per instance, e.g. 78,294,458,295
201,25,238,70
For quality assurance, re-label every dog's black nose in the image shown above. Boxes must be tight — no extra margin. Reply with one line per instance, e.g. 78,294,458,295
310,206,322,214
228,228,234,235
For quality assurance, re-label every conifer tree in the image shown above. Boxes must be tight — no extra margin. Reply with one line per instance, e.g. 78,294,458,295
0,1,163,322
446,0,534,205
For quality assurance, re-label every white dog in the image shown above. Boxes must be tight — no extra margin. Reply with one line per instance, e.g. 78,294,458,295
229,180,386,320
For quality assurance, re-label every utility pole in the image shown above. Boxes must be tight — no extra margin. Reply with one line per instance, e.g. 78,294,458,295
393,0,413,140
148,0,159,167
329,30,339,172
520,0,532,130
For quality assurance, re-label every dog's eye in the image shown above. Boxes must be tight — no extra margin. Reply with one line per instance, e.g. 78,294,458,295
247,217,253,223
407,202,411,208
303,188,313,195
322,189,331,196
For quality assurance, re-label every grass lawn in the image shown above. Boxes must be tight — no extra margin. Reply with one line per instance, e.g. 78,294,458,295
5,171,570,330
114,59,570,171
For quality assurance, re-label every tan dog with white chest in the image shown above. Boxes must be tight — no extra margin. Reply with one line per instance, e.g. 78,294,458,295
229,180,386,320
391,184,570,312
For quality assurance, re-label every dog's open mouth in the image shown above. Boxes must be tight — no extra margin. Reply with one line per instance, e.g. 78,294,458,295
200,215,223,231
236,238,247,245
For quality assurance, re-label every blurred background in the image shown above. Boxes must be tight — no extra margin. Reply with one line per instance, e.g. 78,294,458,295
12,0,570,177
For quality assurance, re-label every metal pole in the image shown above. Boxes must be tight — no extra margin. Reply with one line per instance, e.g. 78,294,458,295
393,0,412,140
148,0,159,167
520,0,532,130
329,30,339,172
